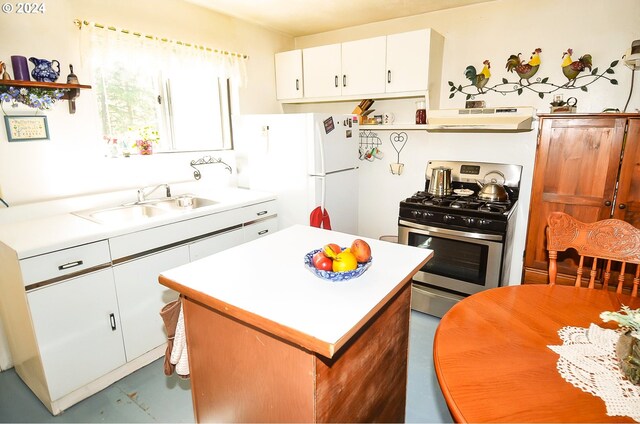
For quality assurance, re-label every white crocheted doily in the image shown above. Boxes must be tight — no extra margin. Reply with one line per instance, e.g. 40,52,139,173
548,324,640,421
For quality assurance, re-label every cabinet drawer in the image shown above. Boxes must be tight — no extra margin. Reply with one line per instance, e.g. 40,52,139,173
240,201,277,223
109,209,241,261
20,241,111,288
243,217,278,242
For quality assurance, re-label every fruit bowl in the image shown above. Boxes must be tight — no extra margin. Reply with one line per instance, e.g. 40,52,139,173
303,248,372,281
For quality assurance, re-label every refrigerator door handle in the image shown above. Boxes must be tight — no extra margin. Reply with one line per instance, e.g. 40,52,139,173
314,120,326,176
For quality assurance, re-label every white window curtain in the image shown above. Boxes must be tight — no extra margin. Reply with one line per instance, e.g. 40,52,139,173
78,22,247,86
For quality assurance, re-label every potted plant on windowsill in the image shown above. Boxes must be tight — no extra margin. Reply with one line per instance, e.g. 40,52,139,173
132,126,159,155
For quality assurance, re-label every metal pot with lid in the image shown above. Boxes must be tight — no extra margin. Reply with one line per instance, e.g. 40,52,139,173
428,166,452,196
476,170,509,202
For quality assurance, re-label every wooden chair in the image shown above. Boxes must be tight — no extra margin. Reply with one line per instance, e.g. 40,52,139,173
546,212,640,296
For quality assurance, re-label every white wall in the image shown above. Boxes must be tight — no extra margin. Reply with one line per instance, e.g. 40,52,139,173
0,0,292,206
287,0,640,287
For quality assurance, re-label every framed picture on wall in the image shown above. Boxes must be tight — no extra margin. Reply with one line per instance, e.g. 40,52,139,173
4,115,50,141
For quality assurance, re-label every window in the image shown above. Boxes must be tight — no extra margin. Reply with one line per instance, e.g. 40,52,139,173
81,22,245,155
93,59,233,153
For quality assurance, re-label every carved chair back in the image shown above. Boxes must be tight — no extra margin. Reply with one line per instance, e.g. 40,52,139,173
546,212,640,296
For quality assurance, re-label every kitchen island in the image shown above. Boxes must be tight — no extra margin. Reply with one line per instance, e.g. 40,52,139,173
159,225,432,422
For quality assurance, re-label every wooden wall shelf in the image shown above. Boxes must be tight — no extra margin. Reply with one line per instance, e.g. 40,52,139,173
0,80,91,91
0,80,92,112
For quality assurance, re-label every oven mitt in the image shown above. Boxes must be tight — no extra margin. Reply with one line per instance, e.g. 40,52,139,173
322,208,332,230
310,207,332,230
159,297,181,376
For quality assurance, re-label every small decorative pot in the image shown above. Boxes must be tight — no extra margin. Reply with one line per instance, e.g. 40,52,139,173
137,140,153,155
615,332,640,385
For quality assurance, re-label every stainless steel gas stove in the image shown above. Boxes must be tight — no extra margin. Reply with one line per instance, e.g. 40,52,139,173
398,160,522,317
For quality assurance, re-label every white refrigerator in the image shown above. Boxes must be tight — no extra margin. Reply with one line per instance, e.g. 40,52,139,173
236,113,359,234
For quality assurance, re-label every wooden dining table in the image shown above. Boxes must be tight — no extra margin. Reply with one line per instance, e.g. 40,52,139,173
433,284,640,423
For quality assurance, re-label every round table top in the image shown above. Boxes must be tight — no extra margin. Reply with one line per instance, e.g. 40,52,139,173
433,284,640,423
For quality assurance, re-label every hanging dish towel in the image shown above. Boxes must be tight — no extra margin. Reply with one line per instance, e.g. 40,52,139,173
159,297,190,379
170,304,190,379
310,206,332,230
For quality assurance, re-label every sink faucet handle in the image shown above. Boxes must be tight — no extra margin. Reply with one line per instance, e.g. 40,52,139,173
165,185,171,198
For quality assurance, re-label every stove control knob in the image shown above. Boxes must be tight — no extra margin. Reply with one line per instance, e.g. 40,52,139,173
443,214,456,224
463,217,476,226
423,211,434,219
477,219,491,227
411,210,420,218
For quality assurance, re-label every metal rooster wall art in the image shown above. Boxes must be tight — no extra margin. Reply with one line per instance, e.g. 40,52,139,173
449,47,618,100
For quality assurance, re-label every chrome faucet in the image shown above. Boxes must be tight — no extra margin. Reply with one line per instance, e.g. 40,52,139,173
137,184,171,203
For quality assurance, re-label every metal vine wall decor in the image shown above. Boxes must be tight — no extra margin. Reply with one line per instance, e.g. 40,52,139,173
449,48,619,100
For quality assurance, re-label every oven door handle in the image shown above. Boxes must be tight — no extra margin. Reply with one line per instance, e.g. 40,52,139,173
398,219,504,242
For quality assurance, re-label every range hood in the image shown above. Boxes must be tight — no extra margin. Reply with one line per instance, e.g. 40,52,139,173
426,107,535,132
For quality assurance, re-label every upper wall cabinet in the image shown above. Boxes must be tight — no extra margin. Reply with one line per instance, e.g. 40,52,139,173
302,43,342,98
275,49,304,100
303,37,386,98
386,29,436,93
275,29,444,108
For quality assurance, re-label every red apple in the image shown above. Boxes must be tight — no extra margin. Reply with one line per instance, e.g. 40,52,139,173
350,239,371,263
313,252,333,271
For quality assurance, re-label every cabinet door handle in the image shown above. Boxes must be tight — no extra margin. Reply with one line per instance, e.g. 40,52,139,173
387,70,391,83
109,313,117,331
619,203,627,209
58,260,83,270
257,210,268,216
343,75,346,87
335,75,338,88
605,200,612,206
258,229,269,236
295,79,299,91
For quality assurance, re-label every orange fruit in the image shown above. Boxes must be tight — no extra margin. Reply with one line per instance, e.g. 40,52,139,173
332,251,358,272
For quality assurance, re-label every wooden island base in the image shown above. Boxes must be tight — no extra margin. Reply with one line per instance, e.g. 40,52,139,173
183,283,411,423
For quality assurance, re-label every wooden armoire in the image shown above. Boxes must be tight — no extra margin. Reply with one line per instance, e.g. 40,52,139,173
523,114,640,287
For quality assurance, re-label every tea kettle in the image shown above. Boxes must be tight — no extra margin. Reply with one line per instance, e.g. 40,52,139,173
29,57,60,82
428,167,452,196
476,170,509,202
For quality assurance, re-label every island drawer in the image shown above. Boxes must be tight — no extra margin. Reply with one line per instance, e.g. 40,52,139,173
19,240,112,288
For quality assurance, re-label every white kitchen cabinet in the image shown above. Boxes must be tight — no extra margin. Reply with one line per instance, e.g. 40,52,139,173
341,36,386,96
0,192,278,415
112,246,189,361
302,38,385,98
27,269,126,401
385,29,443,97
243,216,278,242
302,43,342,98
275,50,303,100
279,29,444,108
189,227,244,261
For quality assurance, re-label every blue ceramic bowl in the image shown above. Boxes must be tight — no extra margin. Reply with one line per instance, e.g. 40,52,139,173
303,248,372,281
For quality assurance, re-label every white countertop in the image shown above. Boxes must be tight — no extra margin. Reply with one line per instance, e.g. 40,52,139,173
0,184,276,259
159,224,432,357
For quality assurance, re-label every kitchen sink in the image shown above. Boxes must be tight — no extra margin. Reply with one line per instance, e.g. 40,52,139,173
72,195,218,225
150,196,218,211
75,204,168,224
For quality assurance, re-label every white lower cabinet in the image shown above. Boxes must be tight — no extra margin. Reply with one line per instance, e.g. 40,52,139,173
0,198,278,415
27,268,126,401
189,228,244,261
112,246,189,361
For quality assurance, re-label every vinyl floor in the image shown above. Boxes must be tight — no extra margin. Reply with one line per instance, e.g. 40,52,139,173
0,311,452,423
